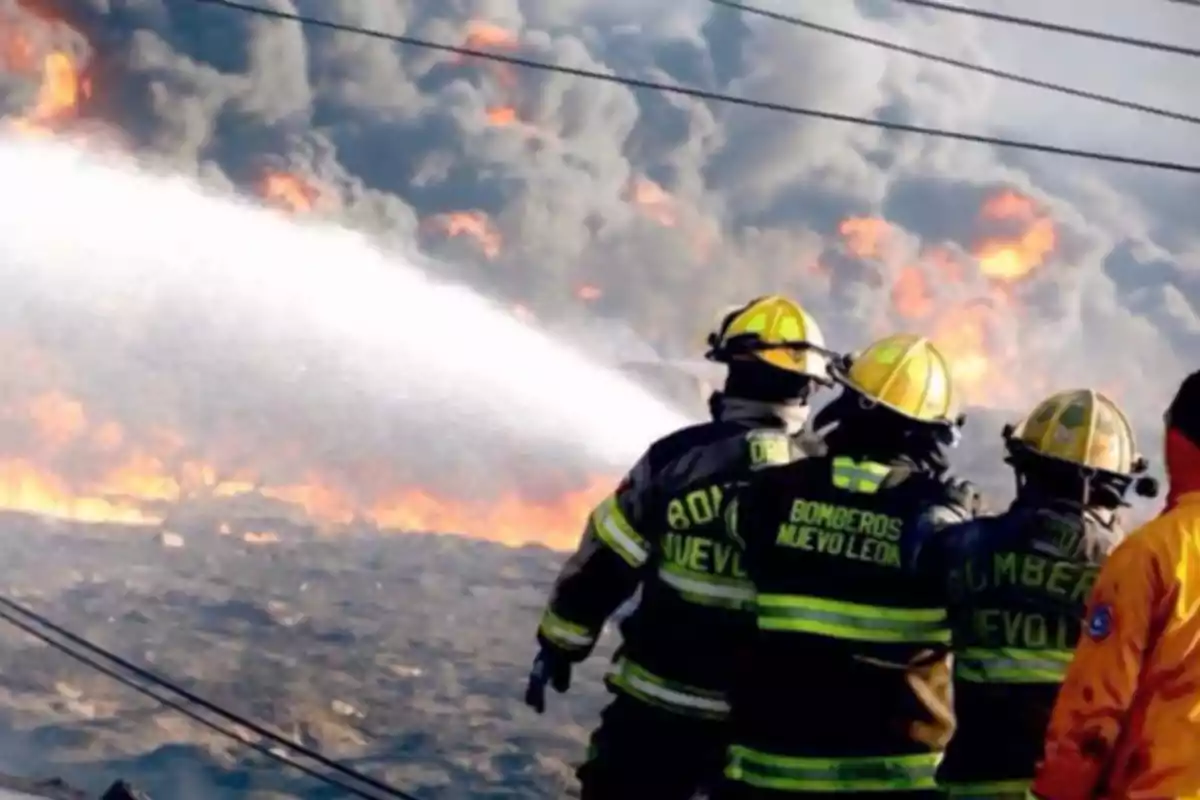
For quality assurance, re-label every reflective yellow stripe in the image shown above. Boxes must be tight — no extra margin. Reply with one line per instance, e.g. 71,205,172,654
955,648,1073,683
537,609,597,652
757,593,949,644
747,430,792,469
657,562,756,611
607,657,730,719
831,457,891,494
726,745,940,792
591,495,649,567
941,778,1031,798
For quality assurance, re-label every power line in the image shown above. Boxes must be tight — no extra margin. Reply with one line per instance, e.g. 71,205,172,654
711,0,1200,127
0,596,422,800
0,605,390,799
0,595,422,799
188,0,1200,175
882,0,1200,58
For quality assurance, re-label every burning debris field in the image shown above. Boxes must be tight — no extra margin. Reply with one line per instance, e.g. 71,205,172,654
0,515,609,798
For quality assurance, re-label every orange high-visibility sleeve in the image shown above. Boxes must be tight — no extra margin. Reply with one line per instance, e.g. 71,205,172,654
1032,533,1163,800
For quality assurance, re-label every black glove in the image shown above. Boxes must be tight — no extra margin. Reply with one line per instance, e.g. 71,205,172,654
524,648,572,714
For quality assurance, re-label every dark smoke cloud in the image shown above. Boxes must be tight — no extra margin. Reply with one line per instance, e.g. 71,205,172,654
1,0,1196,509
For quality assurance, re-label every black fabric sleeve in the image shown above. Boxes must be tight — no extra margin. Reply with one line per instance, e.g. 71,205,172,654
535,450,657,661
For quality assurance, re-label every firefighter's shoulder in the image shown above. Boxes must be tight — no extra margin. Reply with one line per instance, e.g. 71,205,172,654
932,510,998,550
1135,500,1200,546
875,463,982,513
634,420,726,477
633,420,786,495
644,420,720,458
1107,501,1196,578
740,453,827,505
743,428,800,470
649,423,807,475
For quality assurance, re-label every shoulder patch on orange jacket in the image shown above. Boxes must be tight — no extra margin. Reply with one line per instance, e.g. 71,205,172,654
1084,602,1114,641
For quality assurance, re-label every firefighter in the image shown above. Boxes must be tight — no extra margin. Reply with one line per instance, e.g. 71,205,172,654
933,389,1158,799
714,333,980,800
524,295,839,800
1030,369,1200,800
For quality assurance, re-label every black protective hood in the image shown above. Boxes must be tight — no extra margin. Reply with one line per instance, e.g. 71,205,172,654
810,391,953,476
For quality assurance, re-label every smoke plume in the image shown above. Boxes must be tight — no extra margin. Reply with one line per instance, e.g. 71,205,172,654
0,0,1196,540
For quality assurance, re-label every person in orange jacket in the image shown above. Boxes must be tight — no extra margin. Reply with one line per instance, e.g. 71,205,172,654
1031,368,1200,800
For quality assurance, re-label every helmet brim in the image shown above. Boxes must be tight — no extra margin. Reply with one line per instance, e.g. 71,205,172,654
828,358,962,429
1001,427,1148,481
708,335,839,385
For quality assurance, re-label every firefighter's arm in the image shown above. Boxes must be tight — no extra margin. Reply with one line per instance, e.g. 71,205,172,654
904,477,981,573
536,453,655,662
1030,532,1165,800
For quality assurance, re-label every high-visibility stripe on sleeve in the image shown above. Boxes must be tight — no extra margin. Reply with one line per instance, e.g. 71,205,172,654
537,609,597,653
954,647,1074,684
591,494,650,567
831,457,892,494
657,562,756,611
726,746,940,792
941,778,1031,798
756,593,949,644
607,657,731,719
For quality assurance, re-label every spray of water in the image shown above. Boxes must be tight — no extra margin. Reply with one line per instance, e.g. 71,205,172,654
0,135,690,529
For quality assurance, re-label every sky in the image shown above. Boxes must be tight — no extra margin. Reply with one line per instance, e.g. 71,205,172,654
0,0,1195,534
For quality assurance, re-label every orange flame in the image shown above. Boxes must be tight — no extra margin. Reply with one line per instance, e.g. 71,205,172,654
486,106,518,126
890,266,934,320
627,176,678,227
256,170,321,213
839,217,890,260
0,458,156,525
426,211,503,259
482,106,549,139
459,21,518,52
930,299,1001,394
263,476,610,548
482,105,543,137
4,39,90,135
975,190,1056,281
454,22,542,134
839,189,1057,407
0,384,611,547
623,177,720,261
455,20,519,88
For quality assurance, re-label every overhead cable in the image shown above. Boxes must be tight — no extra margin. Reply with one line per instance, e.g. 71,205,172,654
188,0,1200,175
880,0,1200,58
710,0,1200,127
0,595,422,800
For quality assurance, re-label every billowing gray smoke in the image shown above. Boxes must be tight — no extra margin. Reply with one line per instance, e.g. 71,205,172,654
0,0,1196,526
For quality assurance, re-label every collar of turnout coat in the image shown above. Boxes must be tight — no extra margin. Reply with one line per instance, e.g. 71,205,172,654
710,392,809,435
1166,427,1200,511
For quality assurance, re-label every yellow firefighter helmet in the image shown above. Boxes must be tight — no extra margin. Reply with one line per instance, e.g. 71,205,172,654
705,295,832,382
1004,389,1146,477
834,333,960,426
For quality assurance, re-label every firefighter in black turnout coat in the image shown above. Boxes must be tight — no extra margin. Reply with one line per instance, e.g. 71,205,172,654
933,389,1157,799
716,333,980,799
525,295,838,800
